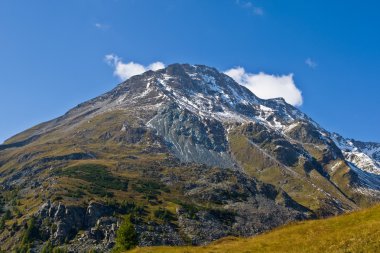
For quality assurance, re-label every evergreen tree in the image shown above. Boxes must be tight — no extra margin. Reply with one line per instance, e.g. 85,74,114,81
112,214,137,252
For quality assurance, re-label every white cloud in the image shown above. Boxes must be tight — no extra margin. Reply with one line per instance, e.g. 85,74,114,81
105,54,165,80
94,23,110,30
236,0,264,16
305,58,317,69
147,62,165,71
224,67,303,106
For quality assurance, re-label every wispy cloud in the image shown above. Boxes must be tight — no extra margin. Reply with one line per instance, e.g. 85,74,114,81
236,0,264,16
305,58,317,69
252,6,264,16
225,67,303,106
94,23,110,31
105,54,165,80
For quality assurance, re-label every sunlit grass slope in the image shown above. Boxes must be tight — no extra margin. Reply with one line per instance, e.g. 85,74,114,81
129,204,380,253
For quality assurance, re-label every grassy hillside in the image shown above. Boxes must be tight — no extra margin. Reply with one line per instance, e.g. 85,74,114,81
129,204,380,253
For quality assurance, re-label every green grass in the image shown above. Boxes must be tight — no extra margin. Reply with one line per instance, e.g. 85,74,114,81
128,204,380,253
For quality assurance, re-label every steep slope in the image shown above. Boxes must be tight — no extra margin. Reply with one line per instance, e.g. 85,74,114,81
0,63,379,252
129,204,380,253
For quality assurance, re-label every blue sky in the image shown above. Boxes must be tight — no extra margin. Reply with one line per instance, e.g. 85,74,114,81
0,0,379,143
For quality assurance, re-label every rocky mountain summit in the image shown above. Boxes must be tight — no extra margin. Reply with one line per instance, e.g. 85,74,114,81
0,63,379,252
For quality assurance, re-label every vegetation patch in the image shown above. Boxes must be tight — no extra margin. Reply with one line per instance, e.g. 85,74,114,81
14,217,40,253
57,164,129,196
117,201,146,216
132,180,170,200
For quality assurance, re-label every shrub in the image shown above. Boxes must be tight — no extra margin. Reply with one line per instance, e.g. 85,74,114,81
118,201,145,215
154,208,174,221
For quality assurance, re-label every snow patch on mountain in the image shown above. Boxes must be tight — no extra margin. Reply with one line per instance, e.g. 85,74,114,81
347,163,380,196
332,133,380,175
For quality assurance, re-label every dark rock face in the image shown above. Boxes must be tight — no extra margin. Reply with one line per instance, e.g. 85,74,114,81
36,201,85,243
35,201,118,251
70,217,118,252
85,202,114,228
136,222,184,246
177,209,234,245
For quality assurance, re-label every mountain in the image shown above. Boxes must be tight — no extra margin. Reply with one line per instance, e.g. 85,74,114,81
0,63,379,252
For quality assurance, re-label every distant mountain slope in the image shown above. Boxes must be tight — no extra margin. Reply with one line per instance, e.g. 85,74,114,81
0,64,379,252
129,204,380,253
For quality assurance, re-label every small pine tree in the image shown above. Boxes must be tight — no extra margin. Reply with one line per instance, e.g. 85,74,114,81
112,214,138,252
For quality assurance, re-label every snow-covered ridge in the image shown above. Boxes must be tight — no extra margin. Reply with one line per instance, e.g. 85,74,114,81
147,65,312,129
331,133,380,175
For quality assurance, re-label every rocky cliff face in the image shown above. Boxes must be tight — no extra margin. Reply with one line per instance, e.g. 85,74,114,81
0,64,379,252
35,201,118,252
